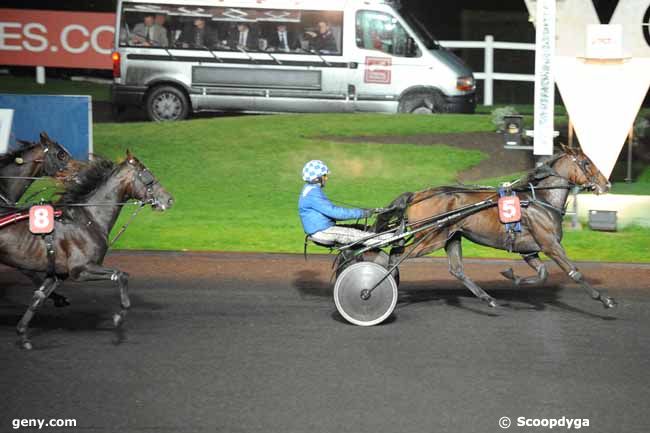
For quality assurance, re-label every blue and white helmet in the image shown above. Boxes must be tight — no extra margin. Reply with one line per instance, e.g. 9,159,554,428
302,160,330,182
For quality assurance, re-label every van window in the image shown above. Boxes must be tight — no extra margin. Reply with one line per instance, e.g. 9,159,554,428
355,10,420,57
118,2,343,55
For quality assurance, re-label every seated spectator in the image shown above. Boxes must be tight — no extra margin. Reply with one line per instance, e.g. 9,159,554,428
131,14,169,47
228,23,259,51
155,13,173,46
178,17,219,49
305,20,338,53
267,24,300,52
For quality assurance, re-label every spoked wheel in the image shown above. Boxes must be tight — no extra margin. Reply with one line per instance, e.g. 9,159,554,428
146,85,189,121
334,262,398,326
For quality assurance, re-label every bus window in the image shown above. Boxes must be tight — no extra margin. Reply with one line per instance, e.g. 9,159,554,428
119,3,343,54
355,10,419,57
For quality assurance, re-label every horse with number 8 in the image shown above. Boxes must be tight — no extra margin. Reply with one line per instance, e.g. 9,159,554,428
0,150,174,349
376,145,617,309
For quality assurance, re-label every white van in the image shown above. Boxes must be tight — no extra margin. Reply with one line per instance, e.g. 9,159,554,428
111,0,476,121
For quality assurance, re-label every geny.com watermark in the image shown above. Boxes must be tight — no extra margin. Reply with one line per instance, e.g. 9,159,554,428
499,416,590,430
12,418,77,430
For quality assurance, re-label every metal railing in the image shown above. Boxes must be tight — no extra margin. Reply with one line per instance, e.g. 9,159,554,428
440,35,536,106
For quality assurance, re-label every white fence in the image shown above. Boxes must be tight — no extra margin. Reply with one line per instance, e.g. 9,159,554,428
440,35,536,106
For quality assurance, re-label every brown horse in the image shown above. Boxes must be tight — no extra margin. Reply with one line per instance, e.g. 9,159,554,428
377,146,616,309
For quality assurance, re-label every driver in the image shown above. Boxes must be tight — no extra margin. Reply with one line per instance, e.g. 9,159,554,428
299,160,392,246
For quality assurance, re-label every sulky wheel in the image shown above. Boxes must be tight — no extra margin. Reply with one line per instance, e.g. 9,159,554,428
335,250,400,286
334,262,398,326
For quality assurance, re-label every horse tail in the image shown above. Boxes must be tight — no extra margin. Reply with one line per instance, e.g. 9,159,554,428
374,192,413,233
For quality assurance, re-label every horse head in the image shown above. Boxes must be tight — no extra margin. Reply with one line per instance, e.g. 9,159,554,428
555,145,610,195
37,132,74,176
123,150,174,211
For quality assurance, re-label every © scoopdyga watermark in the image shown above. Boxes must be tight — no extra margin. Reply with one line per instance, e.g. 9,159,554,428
498,416,590,429
12,418,77,430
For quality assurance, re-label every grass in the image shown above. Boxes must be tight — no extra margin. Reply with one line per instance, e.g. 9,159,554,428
0,76,111,102
65,113,647,262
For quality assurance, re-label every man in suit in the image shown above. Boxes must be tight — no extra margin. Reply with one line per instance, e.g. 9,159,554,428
131,14,169,47
178,17,219,49
228,23,259,51
305,20,338,53
267,24,300,52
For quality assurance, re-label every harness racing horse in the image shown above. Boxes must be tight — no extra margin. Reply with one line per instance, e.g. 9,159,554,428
0,132,79,307
0,151,174,349
376,146,616,310
0,132,75,205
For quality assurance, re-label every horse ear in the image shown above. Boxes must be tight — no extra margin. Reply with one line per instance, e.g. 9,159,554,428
39,132,50,145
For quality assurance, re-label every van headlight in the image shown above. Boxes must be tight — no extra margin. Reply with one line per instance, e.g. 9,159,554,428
456,76,475,92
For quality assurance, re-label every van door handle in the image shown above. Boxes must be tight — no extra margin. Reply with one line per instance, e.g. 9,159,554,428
348,62,358,69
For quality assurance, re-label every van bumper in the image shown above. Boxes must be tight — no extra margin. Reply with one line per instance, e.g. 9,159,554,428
443,93,476,114
111,84,147,107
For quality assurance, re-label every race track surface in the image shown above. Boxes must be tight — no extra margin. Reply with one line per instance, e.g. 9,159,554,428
1,252,650,433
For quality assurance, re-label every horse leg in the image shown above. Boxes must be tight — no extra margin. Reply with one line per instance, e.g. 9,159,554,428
501,253,549,286
72,264,130,327
542,241,616,308
445,235,497,308
16,277,60,350
20,270,70,308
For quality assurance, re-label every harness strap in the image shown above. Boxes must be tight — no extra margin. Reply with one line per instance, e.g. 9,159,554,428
110,202,147,246
44,233,56,276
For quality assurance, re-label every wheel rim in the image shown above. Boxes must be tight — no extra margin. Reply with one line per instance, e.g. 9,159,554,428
411,106,433,114
152,92,183,121
334,262,398,326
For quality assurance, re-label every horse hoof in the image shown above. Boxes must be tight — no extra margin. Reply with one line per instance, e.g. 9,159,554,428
500,268,515,280
112,314,123,328
602,296,617,309
488,300,498,308
22,340,33,350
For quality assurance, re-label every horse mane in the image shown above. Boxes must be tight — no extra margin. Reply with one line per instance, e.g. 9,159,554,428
57,157,117,204
0,140,37,168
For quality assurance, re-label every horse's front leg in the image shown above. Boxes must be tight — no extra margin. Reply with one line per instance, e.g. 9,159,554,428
71,263,131,327
16,277,60,350
20,270,70,307
501,253,549,286
542,241,616,309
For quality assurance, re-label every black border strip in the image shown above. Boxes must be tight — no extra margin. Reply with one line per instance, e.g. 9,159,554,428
127,53,351,69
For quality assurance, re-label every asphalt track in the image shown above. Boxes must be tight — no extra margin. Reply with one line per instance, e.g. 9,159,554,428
1,251,650,433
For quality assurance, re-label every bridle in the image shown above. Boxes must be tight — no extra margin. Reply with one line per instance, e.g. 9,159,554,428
8,142,71,175
570,155,601,191
129,159,160,207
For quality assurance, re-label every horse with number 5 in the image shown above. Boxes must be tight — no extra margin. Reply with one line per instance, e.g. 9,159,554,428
0,150,174,349
376,145,617,310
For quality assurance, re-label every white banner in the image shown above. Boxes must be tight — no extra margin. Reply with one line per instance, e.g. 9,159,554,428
532,0,556,156
0,109,14,154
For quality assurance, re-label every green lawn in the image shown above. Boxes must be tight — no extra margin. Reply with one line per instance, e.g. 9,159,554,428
0,76,111,102
74,113,648,262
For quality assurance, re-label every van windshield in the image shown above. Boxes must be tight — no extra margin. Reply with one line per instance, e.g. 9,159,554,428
402,13,439,50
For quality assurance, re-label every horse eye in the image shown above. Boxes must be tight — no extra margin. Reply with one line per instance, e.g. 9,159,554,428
57,151,68,160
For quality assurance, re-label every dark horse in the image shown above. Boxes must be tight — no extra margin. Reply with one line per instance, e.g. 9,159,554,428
0,132,75,205
0,151,174,349
0,132,80,307
376,146,616,309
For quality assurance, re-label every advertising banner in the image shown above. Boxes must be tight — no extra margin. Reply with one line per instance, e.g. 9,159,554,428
0,9,115,70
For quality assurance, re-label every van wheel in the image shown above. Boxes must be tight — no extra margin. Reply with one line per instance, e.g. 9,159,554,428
146,85,189,121
399,92,442,114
